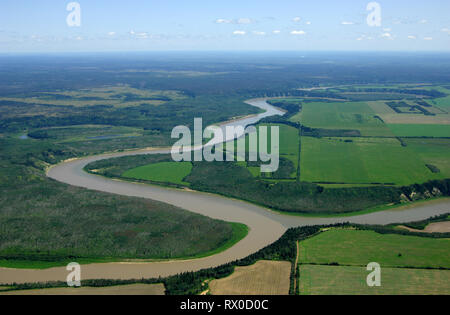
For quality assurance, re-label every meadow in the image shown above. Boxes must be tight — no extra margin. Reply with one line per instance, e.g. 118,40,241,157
299,229,450,268
122,161,193,186
300,136,446,186
299,265,450,295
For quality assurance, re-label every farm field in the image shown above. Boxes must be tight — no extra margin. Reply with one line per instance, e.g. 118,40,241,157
122,161,193,186
388,124,450,137
0,283,166,295
294,101,394,137
299,265,450,295
404,138,450,176
209,260,291,295
299,229,450,268
300,136,444,186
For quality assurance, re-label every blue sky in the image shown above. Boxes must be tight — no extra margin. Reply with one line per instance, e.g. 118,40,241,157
1,0,449,52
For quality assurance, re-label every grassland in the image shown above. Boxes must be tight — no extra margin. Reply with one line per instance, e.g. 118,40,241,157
122,162,193,186
0,85,185,108
293,101,394,137
300,136,445,186
299,265,450,295
298,227,450,295
388,124,450,137
209,260,291,295
299,229,450,268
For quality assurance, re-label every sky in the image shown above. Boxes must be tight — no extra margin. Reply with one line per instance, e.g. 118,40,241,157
0,0,449,52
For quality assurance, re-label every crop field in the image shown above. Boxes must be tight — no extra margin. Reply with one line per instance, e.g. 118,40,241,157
0,283,166,295
294,101,394,137
0,86,184,108
299,229,450,268
403,138,450,176
300,136,443,186
299,265,450,295
209,260,291,295
388,124,450,137
122,161,193,186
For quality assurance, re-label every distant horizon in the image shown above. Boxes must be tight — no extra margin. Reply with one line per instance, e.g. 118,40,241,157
1,0,449,53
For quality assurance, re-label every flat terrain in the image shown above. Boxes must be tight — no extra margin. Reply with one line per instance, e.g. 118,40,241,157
0,86,184,108
209,260,291,295
299,265,450,295
300,137,444,185
122,161,193,185
296,101,394,137
299,229,450,268
0,283,165,295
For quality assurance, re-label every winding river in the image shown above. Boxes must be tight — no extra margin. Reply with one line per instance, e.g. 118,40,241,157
0,98,449,284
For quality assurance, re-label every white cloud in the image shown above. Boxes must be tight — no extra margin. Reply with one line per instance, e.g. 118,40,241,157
233,30,246,35
383,28,391,32
272,30,281,34
441,28,450,34
107,32,116,36
215,18,232,24
381,32,393,39
407,35,417,40
293,17,301,23
305,21,311,25
253,31,266,36
236,18,252,24
291,30,306,35
424,37,433,41
341,21,355,25
419,19,428,24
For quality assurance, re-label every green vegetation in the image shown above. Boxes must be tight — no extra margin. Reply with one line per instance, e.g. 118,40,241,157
0,136,244,269
299,265,450,295
388,124,450,137
301,136,445,186
299,229,450,268
6,221,449,295
295,101,394,137
122,162,193,186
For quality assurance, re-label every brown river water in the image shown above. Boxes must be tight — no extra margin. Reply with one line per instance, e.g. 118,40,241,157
0,99,449,284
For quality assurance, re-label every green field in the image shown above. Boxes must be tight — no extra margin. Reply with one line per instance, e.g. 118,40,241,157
301,136,443,186
299,265,450,295
122,162,193,186
404,138,450,177
388,124,450,137
299,229,450,268
295,101,394,136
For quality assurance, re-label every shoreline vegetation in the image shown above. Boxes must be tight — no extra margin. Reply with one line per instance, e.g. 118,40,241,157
1,53,449,292
0,222,248,270
1,217,448,294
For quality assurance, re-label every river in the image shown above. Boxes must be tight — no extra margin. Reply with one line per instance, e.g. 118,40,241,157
0,98,448,284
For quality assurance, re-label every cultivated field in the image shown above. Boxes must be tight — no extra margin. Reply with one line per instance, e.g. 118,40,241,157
300,136,444,186
299,265,450,295
299,229,450,268
0,283,165,295
209,260,291,295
